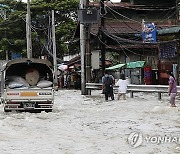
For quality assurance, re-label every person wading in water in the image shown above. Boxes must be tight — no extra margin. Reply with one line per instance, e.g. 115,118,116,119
102,70,115,101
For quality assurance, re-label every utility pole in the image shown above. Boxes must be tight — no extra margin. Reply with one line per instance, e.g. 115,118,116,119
47,14,52,54
100,0,106,76
85,2,91,94
52,10,58,87
86,24,91,92
176,0,180,85
26,0,32,58
80,0,89,95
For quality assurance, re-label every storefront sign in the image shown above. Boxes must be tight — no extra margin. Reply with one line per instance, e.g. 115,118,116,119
142,23,156,43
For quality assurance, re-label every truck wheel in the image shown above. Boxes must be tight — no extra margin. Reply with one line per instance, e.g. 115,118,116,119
45,109,52,113
4,109,11,112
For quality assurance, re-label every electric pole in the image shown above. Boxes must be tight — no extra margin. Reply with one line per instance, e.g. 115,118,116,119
26,0,32,58
52,10,58,87
85,3,91,94
176,0,180,85
86,24,91,93
80,0,89,95
100,0,106,76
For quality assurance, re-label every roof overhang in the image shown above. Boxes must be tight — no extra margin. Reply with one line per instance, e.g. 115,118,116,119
157,26,180,35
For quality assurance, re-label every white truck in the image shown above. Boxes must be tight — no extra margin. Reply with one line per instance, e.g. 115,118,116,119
1,58,54,112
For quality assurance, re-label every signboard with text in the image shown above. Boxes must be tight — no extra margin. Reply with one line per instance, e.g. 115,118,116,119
142,23,156,43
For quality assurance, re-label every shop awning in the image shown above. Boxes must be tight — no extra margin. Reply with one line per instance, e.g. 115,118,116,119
126,61,145,69
106,63,125,70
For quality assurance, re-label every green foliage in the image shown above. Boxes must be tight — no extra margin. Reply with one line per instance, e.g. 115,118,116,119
14,39,25,46
0,38,9,51
0,0,79,59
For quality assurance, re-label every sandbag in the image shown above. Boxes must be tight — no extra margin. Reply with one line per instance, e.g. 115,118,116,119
25,68,40,86
8,81,23,89
7,76,29,87
37,80,53,88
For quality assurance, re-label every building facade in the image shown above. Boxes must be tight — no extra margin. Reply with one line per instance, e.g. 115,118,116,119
88,0,180,85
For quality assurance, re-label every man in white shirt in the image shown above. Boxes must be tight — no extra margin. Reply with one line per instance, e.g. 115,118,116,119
116,74,128,100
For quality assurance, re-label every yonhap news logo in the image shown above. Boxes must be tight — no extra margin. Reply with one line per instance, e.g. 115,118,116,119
127,131,180,148
127,132,143,148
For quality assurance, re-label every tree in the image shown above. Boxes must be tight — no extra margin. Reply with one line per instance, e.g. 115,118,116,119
0,0,79,60
0,0,27,59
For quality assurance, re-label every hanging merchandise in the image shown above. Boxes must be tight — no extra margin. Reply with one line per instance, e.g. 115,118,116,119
144,66,152,85
159,42,176,59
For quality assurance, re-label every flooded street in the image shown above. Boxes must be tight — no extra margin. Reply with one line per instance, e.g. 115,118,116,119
0,90,179,154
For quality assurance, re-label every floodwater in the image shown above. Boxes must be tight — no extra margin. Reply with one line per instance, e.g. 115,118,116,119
0,90,179,154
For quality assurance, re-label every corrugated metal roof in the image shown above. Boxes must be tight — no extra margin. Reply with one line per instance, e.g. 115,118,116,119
89,2,175,11
90,21,177,36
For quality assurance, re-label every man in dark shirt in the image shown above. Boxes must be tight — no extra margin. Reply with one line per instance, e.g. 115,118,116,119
102,70,115,101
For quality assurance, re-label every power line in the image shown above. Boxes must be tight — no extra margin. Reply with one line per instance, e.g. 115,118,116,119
104,2,142,24
103,26,179,45
21,17,62,61
98,29,146,57
105,1,177,32
105,7,141,35
103,29,143,44
98,34,129,57
100,30,144,56
108,1,176,11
